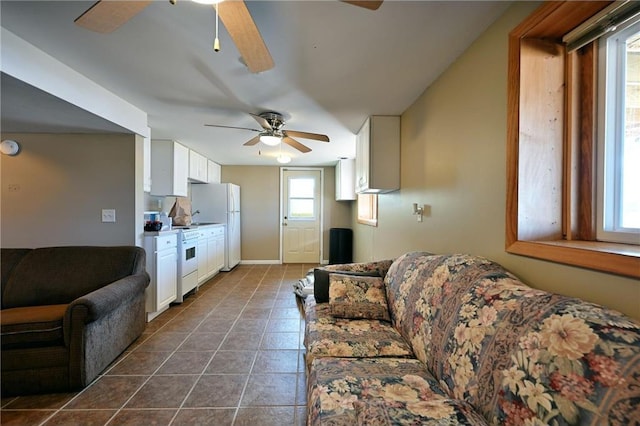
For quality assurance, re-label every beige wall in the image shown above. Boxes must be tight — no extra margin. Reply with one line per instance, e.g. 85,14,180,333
1,133,140,247
352,2,640,320
222,165,352,263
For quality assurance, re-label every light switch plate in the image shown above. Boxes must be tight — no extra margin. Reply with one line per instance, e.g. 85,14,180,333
101,209,116,223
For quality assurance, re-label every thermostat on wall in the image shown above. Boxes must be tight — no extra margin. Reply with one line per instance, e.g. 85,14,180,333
0,140,20,156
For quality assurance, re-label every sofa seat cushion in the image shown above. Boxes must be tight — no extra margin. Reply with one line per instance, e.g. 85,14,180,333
307,357,488,426
1,304,67,349
304,298,413,368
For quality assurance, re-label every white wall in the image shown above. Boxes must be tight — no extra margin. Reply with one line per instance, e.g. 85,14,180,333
352,2,640,320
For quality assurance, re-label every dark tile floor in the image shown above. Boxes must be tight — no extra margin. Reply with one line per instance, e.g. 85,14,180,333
1,263,314,426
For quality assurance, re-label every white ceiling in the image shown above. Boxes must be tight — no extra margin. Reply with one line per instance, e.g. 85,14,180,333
0,0,510,166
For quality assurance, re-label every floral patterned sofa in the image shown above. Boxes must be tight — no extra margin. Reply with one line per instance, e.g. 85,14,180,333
304,252,640,425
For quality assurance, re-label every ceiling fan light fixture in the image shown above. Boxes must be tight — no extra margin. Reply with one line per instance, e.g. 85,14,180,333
192,0,224,5
260,133,282,146
277,154,291,164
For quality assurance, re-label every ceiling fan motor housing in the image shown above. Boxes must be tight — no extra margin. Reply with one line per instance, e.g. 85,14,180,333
260,112,285,131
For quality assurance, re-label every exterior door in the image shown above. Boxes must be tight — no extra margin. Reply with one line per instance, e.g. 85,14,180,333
282,169,322,263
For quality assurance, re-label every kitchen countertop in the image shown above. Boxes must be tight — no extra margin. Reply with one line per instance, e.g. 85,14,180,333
172,223,224,230
143,229,179,236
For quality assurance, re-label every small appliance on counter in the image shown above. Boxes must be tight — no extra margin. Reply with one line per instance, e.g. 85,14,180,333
144,211,172,231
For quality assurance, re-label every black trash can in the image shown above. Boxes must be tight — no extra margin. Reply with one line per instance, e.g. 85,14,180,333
329,228,353,264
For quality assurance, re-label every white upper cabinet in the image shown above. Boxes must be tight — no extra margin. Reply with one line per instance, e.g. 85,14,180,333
335,158,356,201
188,150,208,183
208,160,221,184
150,140,189,197
355,116,400,194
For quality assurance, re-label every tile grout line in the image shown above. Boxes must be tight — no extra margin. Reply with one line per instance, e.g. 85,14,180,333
230,265,278,425
5,264,307,426
162,266,257,425
101,269,244,425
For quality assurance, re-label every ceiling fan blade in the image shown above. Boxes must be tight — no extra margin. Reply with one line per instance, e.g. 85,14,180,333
74,1,152,33
204,124,260,132
341,1,383,11
284,130,330,142
218,1,274,73
283,136,312,153
249,113,273,131
243,135,261,146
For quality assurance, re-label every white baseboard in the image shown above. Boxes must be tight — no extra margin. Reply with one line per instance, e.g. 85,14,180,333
238,260,329,265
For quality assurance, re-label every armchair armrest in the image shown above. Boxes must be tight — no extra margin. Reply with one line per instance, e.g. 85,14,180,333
63,273,150,344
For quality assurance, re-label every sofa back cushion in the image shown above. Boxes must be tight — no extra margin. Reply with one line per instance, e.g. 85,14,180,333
2,246,146,308
385,252,640,425
313,258,394,303
1,249,32,306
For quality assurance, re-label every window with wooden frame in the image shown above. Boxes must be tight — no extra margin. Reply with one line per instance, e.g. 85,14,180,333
506,1,640,278
357,193,378,226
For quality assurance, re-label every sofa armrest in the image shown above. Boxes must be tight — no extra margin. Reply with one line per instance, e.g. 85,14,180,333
63,273,150,343
321,259,395,277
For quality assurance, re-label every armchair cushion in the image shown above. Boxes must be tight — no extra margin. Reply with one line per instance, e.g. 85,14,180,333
1,304,67,349
329,274,390,321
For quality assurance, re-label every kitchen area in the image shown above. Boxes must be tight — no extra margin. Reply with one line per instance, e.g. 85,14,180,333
142,139,241,321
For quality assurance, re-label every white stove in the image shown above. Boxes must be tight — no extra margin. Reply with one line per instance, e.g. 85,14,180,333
175,228,199,303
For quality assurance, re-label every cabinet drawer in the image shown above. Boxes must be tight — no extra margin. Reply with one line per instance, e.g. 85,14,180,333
155,233,177,250
210,226,225,237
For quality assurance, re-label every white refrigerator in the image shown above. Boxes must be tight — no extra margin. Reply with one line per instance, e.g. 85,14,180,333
191,183,241,271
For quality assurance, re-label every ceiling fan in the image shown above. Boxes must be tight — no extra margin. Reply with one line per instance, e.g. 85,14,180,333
205,111,329,153
73,0,383,74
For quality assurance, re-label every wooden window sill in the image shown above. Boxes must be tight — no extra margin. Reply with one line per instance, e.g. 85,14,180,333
507,240,640,278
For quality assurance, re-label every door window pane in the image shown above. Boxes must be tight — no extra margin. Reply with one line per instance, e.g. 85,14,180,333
289,178,315,198
289,199,314,218
288,177,316,220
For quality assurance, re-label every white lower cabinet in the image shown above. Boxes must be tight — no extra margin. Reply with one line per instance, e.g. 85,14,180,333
214,229,225,272
144,232,178,321
196,225,225,284
197,236,208,284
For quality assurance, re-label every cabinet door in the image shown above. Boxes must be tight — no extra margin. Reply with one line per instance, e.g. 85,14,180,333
207,236,217,275
215,234,225,271
336,158,356,201
173,143,189,196
356,118,370,193
156,248,177,308
189,150,208,183
151,140,189,197
208,160,221,184
197,238,208,283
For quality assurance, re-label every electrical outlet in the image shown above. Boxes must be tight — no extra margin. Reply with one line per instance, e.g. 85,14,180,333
101,209,116,223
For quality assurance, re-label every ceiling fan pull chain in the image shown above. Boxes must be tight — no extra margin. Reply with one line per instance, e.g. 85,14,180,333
213,3,220,52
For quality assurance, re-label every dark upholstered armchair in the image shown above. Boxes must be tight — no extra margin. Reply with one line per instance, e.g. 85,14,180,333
1,246,150,395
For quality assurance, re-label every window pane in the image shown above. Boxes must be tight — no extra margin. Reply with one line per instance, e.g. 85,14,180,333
622,30,640,228
289,199,314,219
289,178,314,198
357,193,378,226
